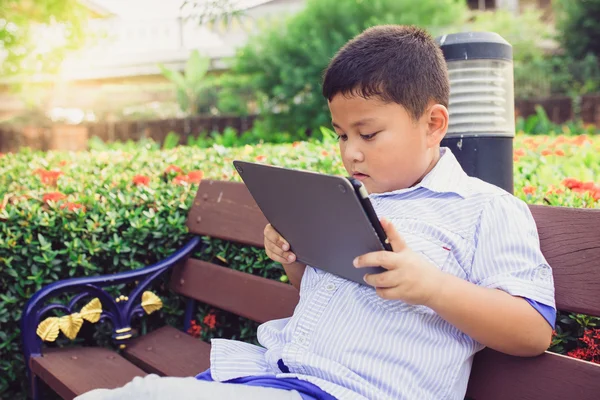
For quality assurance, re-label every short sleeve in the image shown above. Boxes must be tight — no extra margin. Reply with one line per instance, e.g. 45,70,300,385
469,195,556,313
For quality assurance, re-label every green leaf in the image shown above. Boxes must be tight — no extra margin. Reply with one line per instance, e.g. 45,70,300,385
158,64,187,89
185,50,210,92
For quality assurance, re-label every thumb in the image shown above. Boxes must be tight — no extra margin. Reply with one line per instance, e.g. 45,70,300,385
380,218,406,252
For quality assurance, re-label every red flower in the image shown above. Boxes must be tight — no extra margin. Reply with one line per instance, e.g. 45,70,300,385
568,348,588,360
165,165,183,174
581,182,597,191
514,149,525,157
322,150,329,157
173,174,189,185
523,185,536,195
187,170,203,184
187,320,202,338
554,149,565,156
541,149,552,156
43,192,66,203
59,160,69,166
173,171,204,185
573,135,591,146
203,312,217,330
292,142,301,148
60,202,86,213
562,178,582,190
35,169,64,186
568,328,600,364
255,155,266,162
562,178,600,200
132,175,150,186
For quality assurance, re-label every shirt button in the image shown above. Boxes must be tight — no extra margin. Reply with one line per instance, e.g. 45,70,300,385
325,283,336,291
536,265,551,281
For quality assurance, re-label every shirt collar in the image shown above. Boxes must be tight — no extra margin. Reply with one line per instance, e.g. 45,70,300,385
369,147,470,199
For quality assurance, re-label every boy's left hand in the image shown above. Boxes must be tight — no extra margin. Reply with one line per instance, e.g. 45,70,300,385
353,218,447,307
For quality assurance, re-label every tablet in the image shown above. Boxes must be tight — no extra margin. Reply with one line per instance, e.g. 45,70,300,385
233,160,391,285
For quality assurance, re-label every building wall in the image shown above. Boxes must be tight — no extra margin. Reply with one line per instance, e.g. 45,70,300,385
0,0,306,121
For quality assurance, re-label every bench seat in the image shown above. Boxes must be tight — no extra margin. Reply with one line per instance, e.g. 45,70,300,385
30,347,147,400
466,347,600,399
124,325,211,377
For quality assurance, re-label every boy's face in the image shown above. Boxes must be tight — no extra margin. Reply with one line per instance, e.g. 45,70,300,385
328,94,448,194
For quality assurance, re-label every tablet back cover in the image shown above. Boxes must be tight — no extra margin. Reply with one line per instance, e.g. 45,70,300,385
234,160,385,284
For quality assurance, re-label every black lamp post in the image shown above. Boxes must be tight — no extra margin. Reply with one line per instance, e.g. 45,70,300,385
436,32,515,194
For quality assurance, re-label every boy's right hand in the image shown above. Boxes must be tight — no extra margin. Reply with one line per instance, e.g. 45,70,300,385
264,224,297,265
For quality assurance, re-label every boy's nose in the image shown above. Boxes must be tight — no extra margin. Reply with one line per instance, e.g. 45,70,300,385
344,141,365,163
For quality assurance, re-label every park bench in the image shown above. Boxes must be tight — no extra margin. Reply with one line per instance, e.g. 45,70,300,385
21,179,600,400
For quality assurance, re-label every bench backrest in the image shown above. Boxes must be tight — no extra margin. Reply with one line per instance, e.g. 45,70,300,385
170,180,299,323
172,179,600,399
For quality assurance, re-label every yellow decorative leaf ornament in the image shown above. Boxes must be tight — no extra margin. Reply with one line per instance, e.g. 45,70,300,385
141,291,163,315
36,317,60,342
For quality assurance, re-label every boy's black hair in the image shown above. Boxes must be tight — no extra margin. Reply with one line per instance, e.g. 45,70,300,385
322,25,449,121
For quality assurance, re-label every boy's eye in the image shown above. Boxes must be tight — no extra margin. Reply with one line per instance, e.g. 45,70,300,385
360,132,379,140
337,134,348,141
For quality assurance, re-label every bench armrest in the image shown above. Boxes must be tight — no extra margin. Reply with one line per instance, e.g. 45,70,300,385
21,237,201,363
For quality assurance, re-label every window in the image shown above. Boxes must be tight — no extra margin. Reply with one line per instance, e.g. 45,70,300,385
467,0,496,10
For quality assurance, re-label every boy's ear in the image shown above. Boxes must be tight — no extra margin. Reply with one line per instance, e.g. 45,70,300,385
425,104,449,147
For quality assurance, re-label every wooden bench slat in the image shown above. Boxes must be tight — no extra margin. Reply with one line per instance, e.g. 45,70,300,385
467,348,600,399
187,180,267,248
124,325,211,377
170,258,299,324
31,347,147,400
530,205,600,316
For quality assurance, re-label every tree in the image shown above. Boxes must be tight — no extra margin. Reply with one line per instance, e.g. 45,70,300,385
555,0,600,60
228,0,467,135
180,0,245,27
464,7,552,63
158,49,211,115
0,0,89,83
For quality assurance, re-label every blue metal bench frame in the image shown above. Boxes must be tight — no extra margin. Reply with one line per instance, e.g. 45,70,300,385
20,236,202,400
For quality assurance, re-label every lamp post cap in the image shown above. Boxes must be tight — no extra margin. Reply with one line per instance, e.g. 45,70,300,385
436,31,512,62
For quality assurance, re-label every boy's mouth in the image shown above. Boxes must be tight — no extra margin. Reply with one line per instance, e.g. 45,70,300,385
352,172,369,181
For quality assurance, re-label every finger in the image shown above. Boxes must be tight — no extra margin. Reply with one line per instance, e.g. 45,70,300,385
266,246,296,264
265,238,295,262
353,250,399,270
266,241,296,262
363,270,396,289
375,286,402,301
264,224,290,251
380,218,406,252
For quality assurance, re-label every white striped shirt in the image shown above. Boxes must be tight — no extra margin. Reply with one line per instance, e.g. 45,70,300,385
209,147,556,399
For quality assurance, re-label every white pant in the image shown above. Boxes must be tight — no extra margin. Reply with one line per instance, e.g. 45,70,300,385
75,374,304,400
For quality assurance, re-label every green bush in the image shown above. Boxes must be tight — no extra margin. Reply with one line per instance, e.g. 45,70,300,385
461,8,551,64
555,0,600,60
515,106,600,136
227,0,466,135
514,53,600,99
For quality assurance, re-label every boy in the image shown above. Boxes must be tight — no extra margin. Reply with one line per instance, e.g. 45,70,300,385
78,25,555,400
